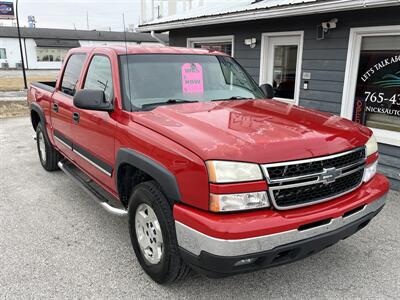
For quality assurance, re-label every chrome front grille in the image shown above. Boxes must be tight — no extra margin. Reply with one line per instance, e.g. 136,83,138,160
262,147,366,210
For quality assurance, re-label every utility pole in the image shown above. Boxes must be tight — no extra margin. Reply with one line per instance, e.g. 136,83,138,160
86,11,89,30
16,0,27,89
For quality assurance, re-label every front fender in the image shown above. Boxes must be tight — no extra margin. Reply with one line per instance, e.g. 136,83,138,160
115,148,181,202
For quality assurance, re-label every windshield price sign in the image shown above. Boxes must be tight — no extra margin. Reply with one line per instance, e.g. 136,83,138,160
181,63,204,95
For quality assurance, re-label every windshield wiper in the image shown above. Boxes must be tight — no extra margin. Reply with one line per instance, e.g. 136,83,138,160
211,96,250,101
141,99,198,110
165,99,198,104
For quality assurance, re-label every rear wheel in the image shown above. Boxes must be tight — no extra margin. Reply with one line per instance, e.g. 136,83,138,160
36,123,61,171
128,181,190,283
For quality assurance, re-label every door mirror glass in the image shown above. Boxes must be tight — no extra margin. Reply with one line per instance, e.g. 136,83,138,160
73,89,113,111
259,83,274,98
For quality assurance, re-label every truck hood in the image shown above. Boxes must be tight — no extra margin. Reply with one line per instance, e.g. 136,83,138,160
132,100,371,163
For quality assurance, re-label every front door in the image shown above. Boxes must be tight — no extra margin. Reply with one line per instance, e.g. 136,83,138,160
260,32,303,104
71,54,116,189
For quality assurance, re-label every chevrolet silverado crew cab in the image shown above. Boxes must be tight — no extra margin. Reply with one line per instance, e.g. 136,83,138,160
28,46,389,283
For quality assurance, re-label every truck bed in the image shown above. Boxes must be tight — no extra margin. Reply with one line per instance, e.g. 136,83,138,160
30,81,57,93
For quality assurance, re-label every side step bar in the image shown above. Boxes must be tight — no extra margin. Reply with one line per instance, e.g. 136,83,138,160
58,160,127,216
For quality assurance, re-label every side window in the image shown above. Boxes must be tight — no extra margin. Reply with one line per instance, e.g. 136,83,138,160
61,54,86,96
84,55,114,101
0,48,6,59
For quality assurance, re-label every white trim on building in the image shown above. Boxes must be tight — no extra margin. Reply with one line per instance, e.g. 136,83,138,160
138,0,400,32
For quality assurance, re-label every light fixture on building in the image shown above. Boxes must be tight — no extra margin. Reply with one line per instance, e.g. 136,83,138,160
317,18,338,40
244,38,257,48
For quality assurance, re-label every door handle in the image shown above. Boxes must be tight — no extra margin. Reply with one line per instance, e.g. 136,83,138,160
72,112,80,123
52,103,59,112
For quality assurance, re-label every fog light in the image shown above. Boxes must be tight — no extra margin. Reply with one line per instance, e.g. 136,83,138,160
210,191,269,212
363,160,378,183
234,258,257,267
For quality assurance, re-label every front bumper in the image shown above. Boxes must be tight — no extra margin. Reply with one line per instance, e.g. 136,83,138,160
180,201,384,277
174,174,389,277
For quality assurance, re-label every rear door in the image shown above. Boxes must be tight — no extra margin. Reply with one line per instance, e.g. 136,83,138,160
70,54,116,189
51,53,86,153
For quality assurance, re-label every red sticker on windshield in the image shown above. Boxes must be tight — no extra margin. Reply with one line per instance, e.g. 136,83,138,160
182,63,204,94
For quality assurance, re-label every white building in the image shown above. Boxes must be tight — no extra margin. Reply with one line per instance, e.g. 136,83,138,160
0,27,168,69
140,0,204,24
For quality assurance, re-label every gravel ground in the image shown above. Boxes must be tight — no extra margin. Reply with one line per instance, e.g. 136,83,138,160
1,117,399,299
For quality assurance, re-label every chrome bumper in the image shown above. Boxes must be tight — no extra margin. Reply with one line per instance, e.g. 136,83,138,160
175,194,386,257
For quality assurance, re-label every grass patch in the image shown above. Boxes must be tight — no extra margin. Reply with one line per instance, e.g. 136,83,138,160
0,101,29,118
0,76,56,91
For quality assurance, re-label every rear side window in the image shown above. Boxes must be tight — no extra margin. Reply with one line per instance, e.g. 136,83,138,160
61,54,86,96
84,55,113,101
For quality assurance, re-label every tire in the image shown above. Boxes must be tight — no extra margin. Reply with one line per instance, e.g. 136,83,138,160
36,123,61,171
128,181,190,283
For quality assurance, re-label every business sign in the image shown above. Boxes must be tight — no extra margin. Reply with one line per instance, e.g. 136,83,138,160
353,51,400,132
0,1,14,19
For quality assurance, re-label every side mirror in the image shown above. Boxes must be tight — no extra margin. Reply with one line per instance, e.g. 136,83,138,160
259,83,274,99
73,89,113,112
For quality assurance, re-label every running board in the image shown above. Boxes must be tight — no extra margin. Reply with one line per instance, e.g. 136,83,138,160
58,160,127,216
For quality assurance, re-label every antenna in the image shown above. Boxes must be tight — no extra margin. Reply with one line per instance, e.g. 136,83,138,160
122,12,133,112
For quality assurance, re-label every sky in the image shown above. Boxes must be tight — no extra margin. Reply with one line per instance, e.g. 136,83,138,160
1,0,141,31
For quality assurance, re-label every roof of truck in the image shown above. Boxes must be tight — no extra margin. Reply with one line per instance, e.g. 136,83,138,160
71,45,228,56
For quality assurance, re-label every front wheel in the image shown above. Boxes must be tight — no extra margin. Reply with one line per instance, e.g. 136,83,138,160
128,181,190,283
36,123,61,171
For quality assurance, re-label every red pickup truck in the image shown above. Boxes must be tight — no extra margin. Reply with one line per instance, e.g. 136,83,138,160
28,46,389,283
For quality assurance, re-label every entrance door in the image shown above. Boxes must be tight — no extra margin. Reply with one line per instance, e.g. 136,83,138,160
260,32,303,104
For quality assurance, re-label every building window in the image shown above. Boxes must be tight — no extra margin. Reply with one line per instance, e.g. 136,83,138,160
342,26,400,146
0,48,6,59
36,48,69,62
192,41,232,56
272,45,298,100
353,35,400,133
187,36,234,57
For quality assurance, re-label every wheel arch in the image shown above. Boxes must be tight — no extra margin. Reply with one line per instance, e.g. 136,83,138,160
115,148,181,207
30,102,51,143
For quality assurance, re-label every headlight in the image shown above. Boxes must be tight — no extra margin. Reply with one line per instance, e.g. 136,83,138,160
210,192,269,212
365,134,378,157
206,161,263,183
363,160,378,183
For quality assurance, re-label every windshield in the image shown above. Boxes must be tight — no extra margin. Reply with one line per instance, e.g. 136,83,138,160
119,54,264,110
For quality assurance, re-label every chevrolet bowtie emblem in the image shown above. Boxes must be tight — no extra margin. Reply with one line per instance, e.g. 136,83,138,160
319,167,341,184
